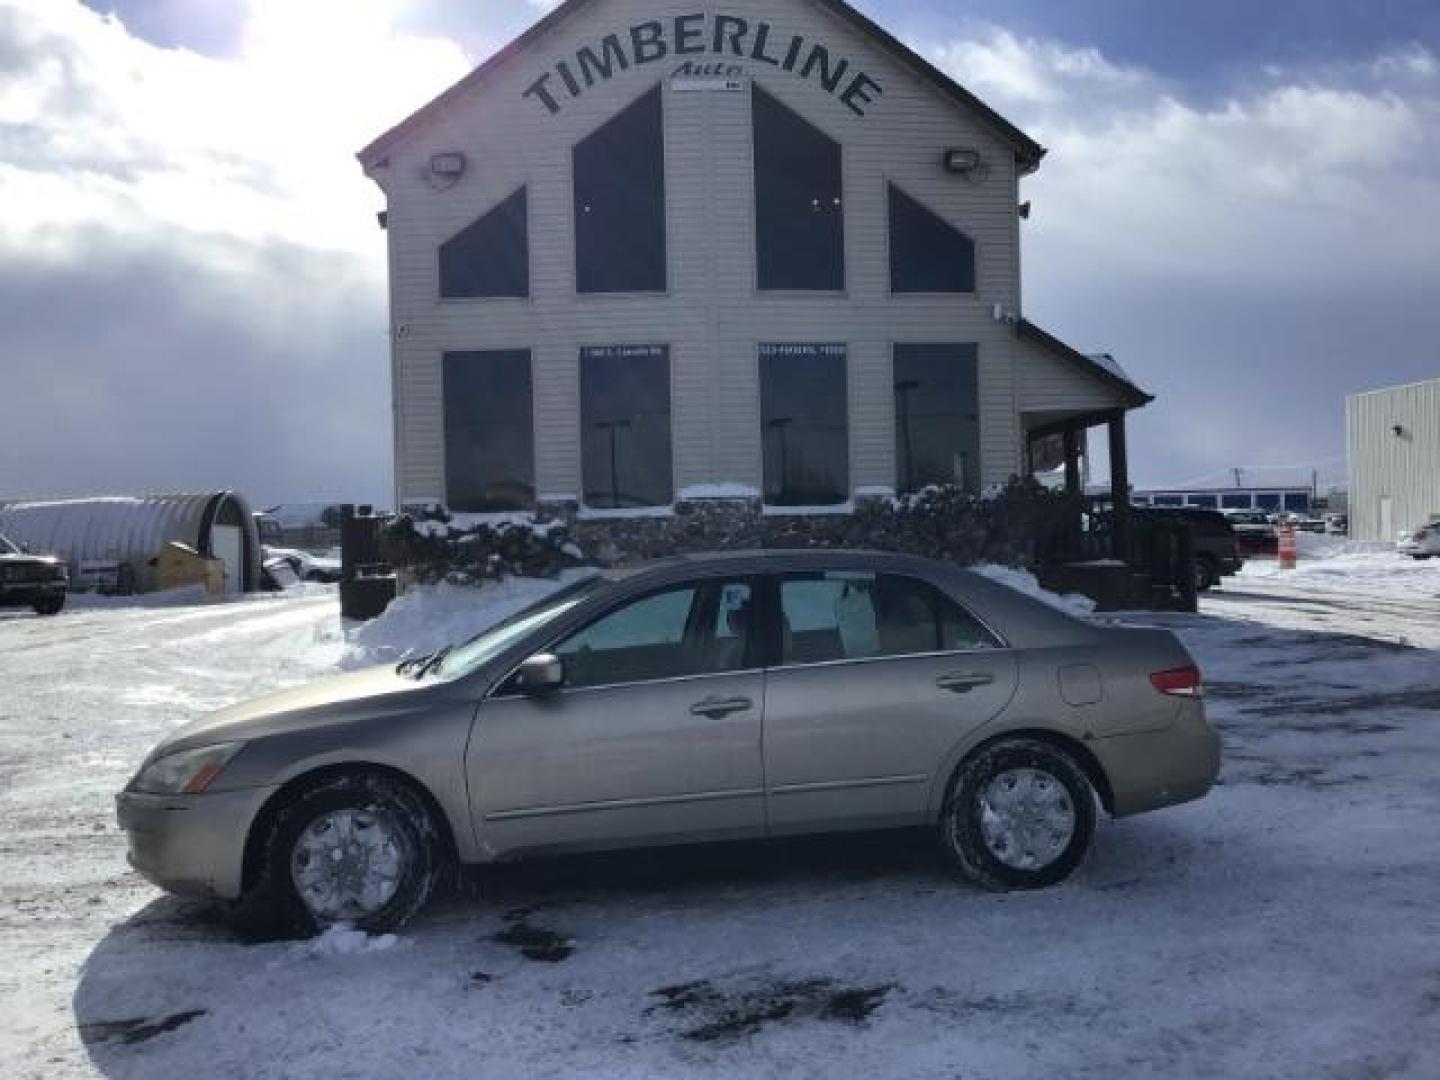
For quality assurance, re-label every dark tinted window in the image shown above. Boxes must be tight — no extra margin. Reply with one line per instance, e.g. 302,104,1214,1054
1221,493,1252,509
574,85,666,293
889,184,974,293
443,350,533,511
753,85,844,291
779,572,997,665
1187,494,1219,508
581,345,672,508
760,344,848,506
1255,492,1281,511
1284,492,1311,512
439,187,529,298
555,579,755,688
893,344,980,494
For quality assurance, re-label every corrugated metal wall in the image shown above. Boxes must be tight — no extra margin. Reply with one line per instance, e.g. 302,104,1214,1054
0,493,262,593
1346,378,1440,541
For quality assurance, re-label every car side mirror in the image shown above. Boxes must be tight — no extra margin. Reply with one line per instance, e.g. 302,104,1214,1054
515,652,564,694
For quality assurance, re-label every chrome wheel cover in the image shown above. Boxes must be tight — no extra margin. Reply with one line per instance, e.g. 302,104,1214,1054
977,768,1076,871
289,806,407,923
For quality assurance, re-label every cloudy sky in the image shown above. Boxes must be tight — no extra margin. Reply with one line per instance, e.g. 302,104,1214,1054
2,0,1436,506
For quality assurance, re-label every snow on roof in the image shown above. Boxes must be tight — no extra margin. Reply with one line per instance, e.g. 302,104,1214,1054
263,502,343,529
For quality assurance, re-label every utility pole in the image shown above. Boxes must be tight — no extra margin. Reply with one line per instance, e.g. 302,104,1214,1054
1232,467,1243,489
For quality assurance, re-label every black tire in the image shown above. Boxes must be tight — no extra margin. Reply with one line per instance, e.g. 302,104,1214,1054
1195,557,1218,592
233,772,444,939
33,596,65,616
939,738,1096,891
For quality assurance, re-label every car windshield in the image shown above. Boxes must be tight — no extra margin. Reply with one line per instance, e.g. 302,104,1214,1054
0,532,19,555
426,576,607,682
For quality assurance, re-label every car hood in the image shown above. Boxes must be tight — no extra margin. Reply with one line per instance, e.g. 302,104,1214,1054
0,553,62,566
157,664,425,755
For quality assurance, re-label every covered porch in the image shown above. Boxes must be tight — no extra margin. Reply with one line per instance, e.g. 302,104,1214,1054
1013,320,1187,610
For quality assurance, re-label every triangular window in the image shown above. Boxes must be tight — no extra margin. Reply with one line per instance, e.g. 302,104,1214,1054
888,184,974,293
439,187,529,299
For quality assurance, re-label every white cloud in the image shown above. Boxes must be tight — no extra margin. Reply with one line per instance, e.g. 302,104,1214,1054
929,29,1440,486
0,0,470,259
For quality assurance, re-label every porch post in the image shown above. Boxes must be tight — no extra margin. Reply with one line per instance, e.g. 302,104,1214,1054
1062,427,1081,497
1108,411,1132,563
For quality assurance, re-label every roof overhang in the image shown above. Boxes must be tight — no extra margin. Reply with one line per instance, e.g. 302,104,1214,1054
357,0,1046,174
1017,319,1154,412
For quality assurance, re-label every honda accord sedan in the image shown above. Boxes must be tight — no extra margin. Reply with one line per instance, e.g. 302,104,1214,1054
117,550,1220,935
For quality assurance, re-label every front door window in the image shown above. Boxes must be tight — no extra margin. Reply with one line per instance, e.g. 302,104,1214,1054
554,580,755,689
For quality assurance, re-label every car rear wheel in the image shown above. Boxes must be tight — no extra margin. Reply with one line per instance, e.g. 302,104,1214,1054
1195,557,1218,592
234,772,444,939
33,597,64,616
939,739,1096,890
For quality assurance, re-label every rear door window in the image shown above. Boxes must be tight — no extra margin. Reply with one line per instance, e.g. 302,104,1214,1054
778,572,998,666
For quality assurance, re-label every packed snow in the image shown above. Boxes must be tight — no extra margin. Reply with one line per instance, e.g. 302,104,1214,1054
1237,531,1440,599
2,550,1439,1078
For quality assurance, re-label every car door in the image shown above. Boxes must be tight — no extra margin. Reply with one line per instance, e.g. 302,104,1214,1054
469,576,765,856
763,569,1018,834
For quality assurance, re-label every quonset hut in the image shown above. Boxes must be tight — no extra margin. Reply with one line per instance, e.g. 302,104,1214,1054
0,493,262,594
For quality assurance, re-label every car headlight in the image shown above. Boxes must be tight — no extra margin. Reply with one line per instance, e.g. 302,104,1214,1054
131,743,245,795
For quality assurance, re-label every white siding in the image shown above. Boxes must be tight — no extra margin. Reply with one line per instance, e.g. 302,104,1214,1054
1347,378,1440,541
370,0,1119,507
1018,334,1122,414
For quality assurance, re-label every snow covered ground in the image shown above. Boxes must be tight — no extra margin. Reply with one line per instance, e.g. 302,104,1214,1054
3,558,1440,1079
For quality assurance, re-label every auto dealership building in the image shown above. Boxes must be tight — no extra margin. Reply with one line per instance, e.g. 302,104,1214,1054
359,0,1150,525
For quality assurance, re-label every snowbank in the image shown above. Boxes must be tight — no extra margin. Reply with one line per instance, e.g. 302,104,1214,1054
970,564,1097,616
1238,534,1440,597
341,570,596,669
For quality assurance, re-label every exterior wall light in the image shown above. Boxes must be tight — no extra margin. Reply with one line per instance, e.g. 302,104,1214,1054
943,148,982,173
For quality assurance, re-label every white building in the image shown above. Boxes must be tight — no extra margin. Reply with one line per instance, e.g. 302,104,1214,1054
358,0,1151,530
1347,377,1440,541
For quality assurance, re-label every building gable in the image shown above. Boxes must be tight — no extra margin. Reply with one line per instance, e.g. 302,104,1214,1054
358,0,1044,173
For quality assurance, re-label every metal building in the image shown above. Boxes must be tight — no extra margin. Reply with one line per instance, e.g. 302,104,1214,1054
0,493,262,594
359,0,1152,528
1347,377,1440,542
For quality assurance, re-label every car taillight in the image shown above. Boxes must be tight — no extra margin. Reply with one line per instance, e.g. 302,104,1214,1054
1151,666,1202,697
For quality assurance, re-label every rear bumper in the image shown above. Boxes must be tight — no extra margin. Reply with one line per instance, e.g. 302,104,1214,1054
116,786,277,900
1093,702,1221,817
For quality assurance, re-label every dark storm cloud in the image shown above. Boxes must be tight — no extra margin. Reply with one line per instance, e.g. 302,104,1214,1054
0,233,392,506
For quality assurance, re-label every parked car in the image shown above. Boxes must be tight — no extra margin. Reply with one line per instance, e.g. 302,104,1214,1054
1325,514,1348,536
0,531,68,616
1397,519,1440,559
1224,510,1279,558
1131,507,1243,591
263,546,343,583
117,550,1221,936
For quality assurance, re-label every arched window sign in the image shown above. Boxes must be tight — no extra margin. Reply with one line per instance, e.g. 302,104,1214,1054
523,15,883,117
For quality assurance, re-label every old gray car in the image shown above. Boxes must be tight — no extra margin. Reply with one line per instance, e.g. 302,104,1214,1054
117,551,1219,935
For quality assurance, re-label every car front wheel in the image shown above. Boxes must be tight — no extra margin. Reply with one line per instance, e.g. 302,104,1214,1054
235,772,444,938
939,739,1096,890
1195,557,1218,592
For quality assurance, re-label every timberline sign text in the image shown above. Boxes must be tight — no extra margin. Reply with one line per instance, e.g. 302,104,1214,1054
523,13,883,116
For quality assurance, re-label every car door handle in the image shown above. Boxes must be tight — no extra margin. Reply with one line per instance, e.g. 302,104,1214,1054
689,696,753,718
935,673,995,694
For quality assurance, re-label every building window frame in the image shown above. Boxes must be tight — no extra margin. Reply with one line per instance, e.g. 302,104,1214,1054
571,83,669,296
757,342,852,510
891,342,982,496
579,344,675,512
750,82,847,295
884,180,977,296
437,185,533,301
441,348,536,513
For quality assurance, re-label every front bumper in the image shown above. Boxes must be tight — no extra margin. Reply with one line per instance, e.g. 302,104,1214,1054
0,581,66,606
1094,701,1221,817
116,785,277,900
